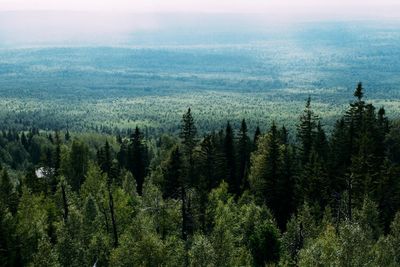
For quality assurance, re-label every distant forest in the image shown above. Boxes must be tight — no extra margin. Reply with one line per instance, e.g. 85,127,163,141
1,83,400,266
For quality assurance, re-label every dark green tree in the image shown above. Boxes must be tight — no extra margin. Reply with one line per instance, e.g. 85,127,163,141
0,169,18,214
128,127,148,196
163,146,184,199
180,108,197,160
237,119,251,193
253,125,261,150
98,140,112,175
297,97,319,165
249,221,281,266
68,140,89,191
224,122,237,195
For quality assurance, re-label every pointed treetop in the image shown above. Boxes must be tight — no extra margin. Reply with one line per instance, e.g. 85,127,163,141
306,96,311,108
354,82,364,101
270,121,277,135
254,125,261,143
226,121,232,130
378,107,385,117
240,119,248,133
180,107,197,153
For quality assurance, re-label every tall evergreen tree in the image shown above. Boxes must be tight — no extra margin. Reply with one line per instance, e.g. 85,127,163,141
129,127,148,196
163,146,184,199
197,134,221,192
98,140,112,175
297,97,319,165
237,119,251,193
0,169,17,214
253,125,261,150
180,108,197,157
328,119,350,193
68,140,89,191
276,132,296,229
54,131,62,177
249,122,281,216
345,82,366,156
300,149,329,212
224,122,237,195
314,122,328,161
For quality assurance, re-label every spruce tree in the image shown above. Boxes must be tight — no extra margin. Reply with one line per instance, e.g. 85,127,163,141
276,139,296,230
300,149,329,212
314,121,328,161
180,108,197,158
163,146,184,199
65,129,70,142
237,119,251,193
68,140,89,191
98,140,112,175
129,127,148,195
297,97,319,165
0,169,17,214
54,131,62,177
265,122,281,213
328,119,350,193
345,82,366,156
224,122,237,195
253,125,261,150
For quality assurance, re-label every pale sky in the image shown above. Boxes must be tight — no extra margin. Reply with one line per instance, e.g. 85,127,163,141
1,0,399,47
1,0,400,13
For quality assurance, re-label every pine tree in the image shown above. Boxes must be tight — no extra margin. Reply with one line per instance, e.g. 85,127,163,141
249,122,281,215
345,82,366,156
117,139,129,169
297,97,319,165
276,140,296,230
65,129,70,142
253,125,261,150
106,172,118,248
224,122,237,195
237,119,251,194
54,131,62,177
129,126,148,195
98,140,112,175
328,119,350,193
300,149,329,212
377,107,389,135
68,140,89,191
265,122,281,212
180,108,197,186
314,122,328,161
163,146,184,199
280,126,289,145
0,169,18,214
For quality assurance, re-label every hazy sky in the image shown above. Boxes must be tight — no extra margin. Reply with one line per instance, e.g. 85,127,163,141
1,0,400,13
1,0,399,47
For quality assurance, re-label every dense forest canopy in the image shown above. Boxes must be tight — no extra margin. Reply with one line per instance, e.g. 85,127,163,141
1,83,400,266
1,21,400,134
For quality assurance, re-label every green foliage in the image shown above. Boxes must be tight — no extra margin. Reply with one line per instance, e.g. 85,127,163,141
180,108,197,159
248,221,281,266
299,221,374,267
29,236,60,267
66,139,89,191
189,234,216,267
0,87,399,266
16,187,50,265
